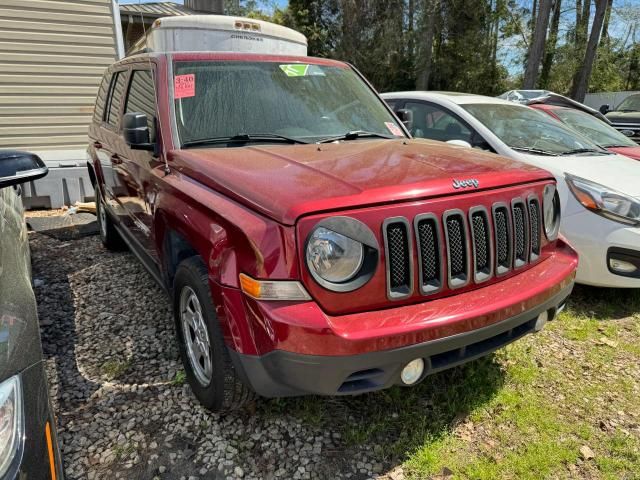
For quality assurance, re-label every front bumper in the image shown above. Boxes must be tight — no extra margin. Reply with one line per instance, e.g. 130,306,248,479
230,282,573,397
562,208,640,287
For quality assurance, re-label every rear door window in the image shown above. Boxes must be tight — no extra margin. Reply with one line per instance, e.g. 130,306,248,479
106,71,127,128
94,72,112,123
124,69,157,141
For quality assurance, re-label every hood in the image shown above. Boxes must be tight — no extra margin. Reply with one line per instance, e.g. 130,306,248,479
169,139,552,225
608,146,640,161
516,152,640,198
606,111,640,124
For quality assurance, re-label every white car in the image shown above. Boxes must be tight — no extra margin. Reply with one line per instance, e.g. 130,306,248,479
382,91,640,288
497,89,551,104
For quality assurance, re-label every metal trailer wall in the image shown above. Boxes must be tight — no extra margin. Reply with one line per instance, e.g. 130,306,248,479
0,0,122,208
584,91,640,111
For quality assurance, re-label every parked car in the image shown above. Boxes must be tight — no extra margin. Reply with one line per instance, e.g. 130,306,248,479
87,15,577,413
498,89,551,104
0,150,64,479
600,93,640,144
527,93,640,160
383,91,640,288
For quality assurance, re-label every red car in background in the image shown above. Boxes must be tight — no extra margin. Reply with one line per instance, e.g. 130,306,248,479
527,94,640,160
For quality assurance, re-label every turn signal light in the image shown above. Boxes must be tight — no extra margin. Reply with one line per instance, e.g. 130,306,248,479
239,274,311,301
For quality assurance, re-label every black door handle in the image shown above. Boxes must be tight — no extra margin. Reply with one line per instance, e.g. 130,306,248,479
93,141,102,149
111,154,123,165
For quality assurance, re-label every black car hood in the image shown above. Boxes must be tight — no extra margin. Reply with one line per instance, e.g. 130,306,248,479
606,111,640,124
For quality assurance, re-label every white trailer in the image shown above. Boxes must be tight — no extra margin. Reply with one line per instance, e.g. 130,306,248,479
131,15,308,56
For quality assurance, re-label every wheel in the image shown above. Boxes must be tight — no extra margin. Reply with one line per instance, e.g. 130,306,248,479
173,257,255,412
95,185,126,251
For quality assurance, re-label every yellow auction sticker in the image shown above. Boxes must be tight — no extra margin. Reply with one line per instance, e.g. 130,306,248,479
279,64,310,77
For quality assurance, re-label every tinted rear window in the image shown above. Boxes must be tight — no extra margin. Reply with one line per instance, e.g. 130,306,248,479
94,72,112,122
107,71,127,127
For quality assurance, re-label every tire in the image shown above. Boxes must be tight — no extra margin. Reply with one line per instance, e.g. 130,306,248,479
96,185,126,251
173,257,255,412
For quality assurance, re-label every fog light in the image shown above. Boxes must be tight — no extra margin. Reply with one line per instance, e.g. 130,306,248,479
400,358,424,385
534,311,549,332
609,258,637,274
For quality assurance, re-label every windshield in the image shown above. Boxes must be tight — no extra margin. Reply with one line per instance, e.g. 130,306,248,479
617,95,640,112
462,103,604,155
173,61,405,146
553,108,637,148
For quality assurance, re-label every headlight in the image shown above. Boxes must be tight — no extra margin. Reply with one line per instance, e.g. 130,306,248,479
0,375,24,478
305,217,379,292
306,227,364,283
565,174,640,226
543,184,561,240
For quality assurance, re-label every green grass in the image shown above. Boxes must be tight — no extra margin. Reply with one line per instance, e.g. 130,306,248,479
260,286,640,479
101,359,131,381
171,369,187,386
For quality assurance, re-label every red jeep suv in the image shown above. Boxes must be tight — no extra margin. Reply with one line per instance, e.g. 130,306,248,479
87,51,577,412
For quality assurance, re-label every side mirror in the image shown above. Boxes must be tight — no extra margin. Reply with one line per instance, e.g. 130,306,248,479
446,139,473,149
0,150,48,189
395,109,413,131
599,104,610,114
123,112,154,151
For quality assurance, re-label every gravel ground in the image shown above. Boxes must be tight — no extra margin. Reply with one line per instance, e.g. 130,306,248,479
30,229,390,480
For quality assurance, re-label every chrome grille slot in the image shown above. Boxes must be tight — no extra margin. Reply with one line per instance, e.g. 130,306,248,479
383,218,413,299
444,210,470,288
528,197,541,261
469,207,493,283
415,214,442,294
492,203,512,275
512,199,529,268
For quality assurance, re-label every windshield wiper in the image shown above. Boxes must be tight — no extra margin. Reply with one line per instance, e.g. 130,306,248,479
183,133,309,148
511,146,560,156
560,148,608,156
316,130,396,144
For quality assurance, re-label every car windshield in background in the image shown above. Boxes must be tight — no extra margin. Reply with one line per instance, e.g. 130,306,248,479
173,61,405,147
617,95,640,112
553,108,637,148
462,103,604,155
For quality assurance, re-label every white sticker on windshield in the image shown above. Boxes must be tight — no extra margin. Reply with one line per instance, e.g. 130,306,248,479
385,122,403,136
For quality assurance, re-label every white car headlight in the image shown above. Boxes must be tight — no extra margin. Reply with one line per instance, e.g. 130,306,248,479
543,184,561,240
0,375,24,478
565,174,640,226
306,227,364,284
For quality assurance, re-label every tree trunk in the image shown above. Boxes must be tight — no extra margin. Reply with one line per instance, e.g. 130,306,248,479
416,0,439,89
599,0,613,46
570,0,608,101
539,0,561,88
523,0,553,88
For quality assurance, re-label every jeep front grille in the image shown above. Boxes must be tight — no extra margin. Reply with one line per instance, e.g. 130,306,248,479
470,208,493,282
528,197,541,261
512,200,528,267
383,218,413,299
415,214,442,294
383,196,541,298
444,211,470,288
492,204,512,275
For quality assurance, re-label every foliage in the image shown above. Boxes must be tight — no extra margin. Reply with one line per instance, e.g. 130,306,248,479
232,0,639,96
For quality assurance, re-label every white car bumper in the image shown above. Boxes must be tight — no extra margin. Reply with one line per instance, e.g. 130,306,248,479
562,209,640,288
